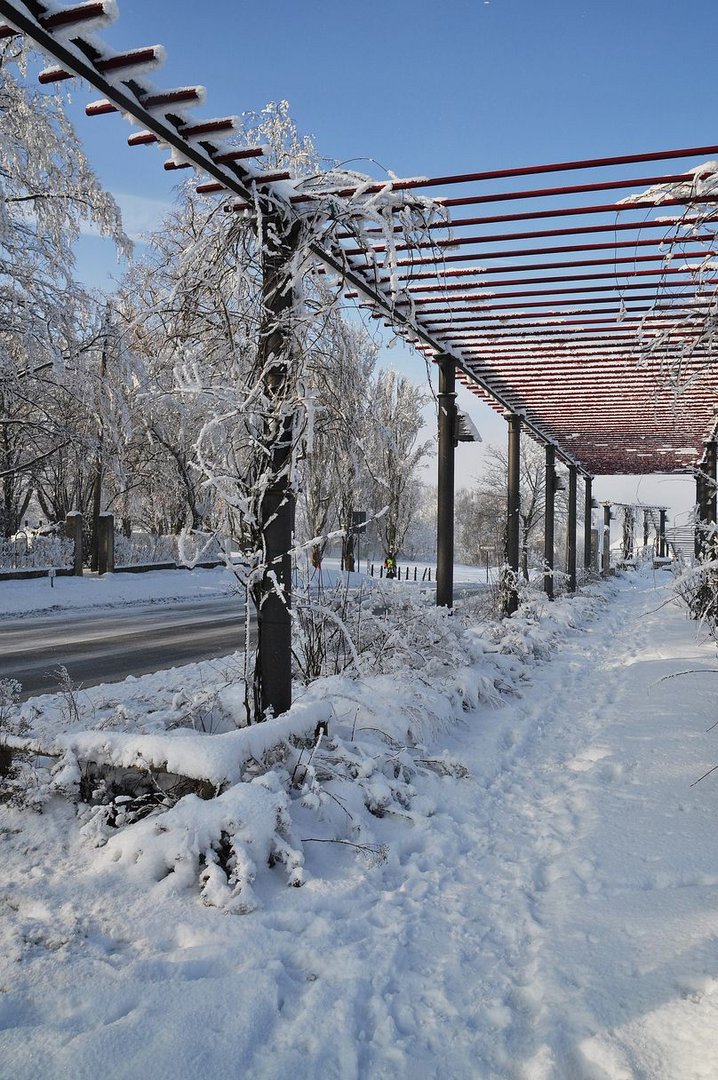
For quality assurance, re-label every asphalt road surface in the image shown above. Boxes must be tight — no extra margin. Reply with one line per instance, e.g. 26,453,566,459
0,597,248,699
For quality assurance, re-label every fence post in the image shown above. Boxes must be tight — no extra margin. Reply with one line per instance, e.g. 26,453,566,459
65,511,83,576
97,513,115,575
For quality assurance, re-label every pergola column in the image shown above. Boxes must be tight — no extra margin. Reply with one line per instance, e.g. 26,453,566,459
705,440,717,526
602,503,612,575
566,464,578,592
436,354,456,608
643,509,649,551
583,476,593,574
543,444,555,600
695,469,706,557
505,412,522,615
255,213,299,720
659,509,667,558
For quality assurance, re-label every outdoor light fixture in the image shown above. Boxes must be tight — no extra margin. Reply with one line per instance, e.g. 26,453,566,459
454,411,482,444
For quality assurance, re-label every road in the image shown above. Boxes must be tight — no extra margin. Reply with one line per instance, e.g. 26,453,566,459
0,597,248,699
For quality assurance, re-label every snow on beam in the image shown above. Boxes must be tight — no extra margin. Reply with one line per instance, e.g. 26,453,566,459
39,44,165,84
0,1,116,39
393,250,718,283
346,215,706,257
391,237,717,270
86,86,207,118
164,146,265,172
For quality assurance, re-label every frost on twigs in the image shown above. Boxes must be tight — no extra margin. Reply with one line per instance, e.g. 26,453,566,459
621,161,718,387
672,544,718,635
120,100,444,722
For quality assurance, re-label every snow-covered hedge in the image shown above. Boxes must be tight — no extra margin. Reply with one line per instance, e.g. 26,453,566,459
0,533,73,570
114,531,223,567
5,581,610,914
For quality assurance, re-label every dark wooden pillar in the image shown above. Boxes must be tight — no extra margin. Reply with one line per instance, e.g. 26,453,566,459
643,509,649,551
254,213,299,720
705,441,717,526
505,413,521,614
97,513,114,576
566,464,577,592
436,355,456,608
695,471,705,557
543,444,555,600
583,476,593,574
659,509,667,558
602,503,612,575
65,511,83,576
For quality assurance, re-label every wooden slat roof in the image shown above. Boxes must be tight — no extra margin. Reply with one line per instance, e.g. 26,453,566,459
3,0,717,476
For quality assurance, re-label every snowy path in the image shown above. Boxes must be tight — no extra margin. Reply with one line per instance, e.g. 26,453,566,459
1,570,717,1079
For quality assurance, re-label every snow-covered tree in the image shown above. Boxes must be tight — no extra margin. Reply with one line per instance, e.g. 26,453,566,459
365,370,432,560
474,437,567,579
455,485,506,566
0,42,129,536
297,316,379,569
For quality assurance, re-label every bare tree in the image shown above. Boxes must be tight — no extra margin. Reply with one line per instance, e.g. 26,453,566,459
0,42,129,536
474,437,566,579
365,370,432,561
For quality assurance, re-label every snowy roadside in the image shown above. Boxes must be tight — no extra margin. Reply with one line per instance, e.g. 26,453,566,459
0,558,492,620
1,566,717,1078
0,565,241,619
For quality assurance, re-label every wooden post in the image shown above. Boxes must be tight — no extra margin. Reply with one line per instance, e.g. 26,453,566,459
704,441,717,525
602,503,611,575
436,354,456,608
543,444,555,600
695,471,705,557
254,212,300,720
583,476,593,574
643,509,649,551
504,413,521,615
97,512,114,575
566,464,577,592
659,509,667,558
65,511,83,576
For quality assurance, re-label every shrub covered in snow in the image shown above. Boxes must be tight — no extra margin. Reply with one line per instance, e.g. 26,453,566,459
0,533,74,571
5,580,610,913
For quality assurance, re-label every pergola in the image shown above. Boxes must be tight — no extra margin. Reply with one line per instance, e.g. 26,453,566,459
3,0,717,709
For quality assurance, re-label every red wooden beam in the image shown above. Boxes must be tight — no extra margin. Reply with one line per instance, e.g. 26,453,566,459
347,215,705,257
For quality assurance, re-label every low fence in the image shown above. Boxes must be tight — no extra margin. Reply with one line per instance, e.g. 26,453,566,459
0,532,74,572
0,513,227,580
114,532,223,569
369,563,433,581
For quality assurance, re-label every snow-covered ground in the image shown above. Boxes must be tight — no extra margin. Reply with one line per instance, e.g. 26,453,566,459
0,565,240,618
0,558,492,619
1,565,717,1079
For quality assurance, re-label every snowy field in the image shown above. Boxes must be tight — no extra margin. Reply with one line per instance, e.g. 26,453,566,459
1,565,717,1079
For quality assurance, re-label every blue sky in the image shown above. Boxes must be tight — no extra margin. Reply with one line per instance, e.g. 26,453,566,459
61,0,718,517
